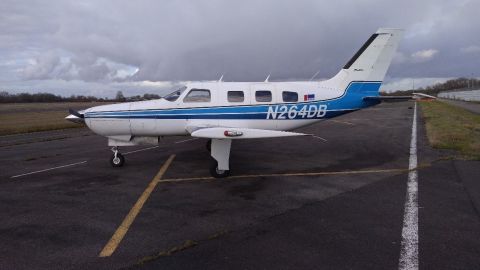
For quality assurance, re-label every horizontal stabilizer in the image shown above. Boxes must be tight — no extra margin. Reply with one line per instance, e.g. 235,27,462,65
363,96,414,101
190,127,308,139
413,92,437,99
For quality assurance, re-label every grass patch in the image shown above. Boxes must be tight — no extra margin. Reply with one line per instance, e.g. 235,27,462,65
0,102,107,113
0,111,83,135
0,102,111,136
420,100,480,160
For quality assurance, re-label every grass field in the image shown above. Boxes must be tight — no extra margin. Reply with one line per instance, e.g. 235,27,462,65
420,100,480,160
0,102,112,136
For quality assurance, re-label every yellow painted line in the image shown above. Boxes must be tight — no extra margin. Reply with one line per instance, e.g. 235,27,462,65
99,154,176,257
159,167,426,183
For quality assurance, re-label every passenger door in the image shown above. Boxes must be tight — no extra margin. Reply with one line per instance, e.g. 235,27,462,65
249,83,277,129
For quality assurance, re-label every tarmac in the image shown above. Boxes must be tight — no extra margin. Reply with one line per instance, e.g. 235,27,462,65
1,101,479,269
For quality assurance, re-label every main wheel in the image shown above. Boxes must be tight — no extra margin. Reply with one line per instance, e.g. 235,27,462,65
110,152,125,167
210,160,230,178
206,139,212,152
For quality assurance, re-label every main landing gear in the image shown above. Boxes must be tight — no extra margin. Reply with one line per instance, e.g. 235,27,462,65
206,139,212,152
110,146,125,167
210,160,230,178
207,139,232,178
108,140,232,178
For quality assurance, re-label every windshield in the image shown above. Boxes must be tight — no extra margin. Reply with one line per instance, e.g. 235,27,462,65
163,86,187,102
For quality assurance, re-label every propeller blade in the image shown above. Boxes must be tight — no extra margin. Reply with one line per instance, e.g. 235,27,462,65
68,108,84,119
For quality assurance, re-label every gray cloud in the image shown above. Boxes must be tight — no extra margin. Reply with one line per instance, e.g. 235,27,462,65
21,50,132,82
22,51,61,80
1,0,480,95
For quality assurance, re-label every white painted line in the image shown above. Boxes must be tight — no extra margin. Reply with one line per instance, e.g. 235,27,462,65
366,107,406,111
399,102,418,270
123,146,159,155
10,161,87,179
174,137,199,144
311,135,328,142
330,119,355,125
348,117,413,121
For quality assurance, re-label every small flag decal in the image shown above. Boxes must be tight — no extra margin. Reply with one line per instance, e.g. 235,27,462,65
304,94,315,101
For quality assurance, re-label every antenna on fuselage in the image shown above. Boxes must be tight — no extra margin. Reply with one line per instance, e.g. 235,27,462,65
309,70,320,81
218,74,224,82
264,74,270,82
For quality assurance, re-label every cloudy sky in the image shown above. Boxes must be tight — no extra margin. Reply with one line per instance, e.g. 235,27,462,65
1,0,479,97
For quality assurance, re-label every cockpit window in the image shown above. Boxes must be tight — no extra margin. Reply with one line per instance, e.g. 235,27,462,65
183,89,211,103
163,86,187,102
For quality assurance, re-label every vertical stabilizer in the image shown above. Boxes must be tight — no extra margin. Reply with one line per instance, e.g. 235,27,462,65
326,28,403,92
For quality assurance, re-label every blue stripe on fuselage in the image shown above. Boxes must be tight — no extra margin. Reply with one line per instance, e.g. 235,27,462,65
85,81,381,120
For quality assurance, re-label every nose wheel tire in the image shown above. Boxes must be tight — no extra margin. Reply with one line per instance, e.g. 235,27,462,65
110,152,125,167
210,160,230,178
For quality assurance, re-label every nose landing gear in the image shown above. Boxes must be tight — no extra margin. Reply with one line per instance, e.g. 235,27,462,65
110,146,125,167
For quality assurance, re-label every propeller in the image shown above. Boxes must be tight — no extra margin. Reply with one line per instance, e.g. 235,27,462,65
68,108,84,119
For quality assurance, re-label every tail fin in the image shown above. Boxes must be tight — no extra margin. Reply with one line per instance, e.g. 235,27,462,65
326,28,404,91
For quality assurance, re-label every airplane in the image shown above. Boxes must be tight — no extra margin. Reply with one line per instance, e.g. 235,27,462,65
67,28,404,178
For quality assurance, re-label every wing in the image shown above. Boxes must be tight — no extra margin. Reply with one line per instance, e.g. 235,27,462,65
189,127,309,139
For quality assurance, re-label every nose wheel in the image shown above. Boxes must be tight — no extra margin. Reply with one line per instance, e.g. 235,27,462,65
110,147,125,167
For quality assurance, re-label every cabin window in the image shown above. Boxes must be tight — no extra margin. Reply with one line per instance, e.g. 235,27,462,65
227,91,244,102
255,90,272,102
282,91,298,102
183,89,211,102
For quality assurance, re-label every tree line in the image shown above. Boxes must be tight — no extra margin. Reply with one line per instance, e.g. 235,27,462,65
385,77,480,96
2,78,478,102
0,91,160,103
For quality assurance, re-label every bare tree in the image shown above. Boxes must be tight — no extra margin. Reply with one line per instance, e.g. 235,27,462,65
115,91,126,102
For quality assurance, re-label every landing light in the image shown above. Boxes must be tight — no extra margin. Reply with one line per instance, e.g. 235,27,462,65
224,130,243,137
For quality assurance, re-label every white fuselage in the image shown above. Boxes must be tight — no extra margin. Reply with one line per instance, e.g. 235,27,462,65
83,80,356,139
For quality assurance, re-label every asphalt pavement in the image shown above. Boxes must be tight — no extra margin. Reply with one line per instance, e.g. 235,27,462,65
0,101,479,270
439,98,480,114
